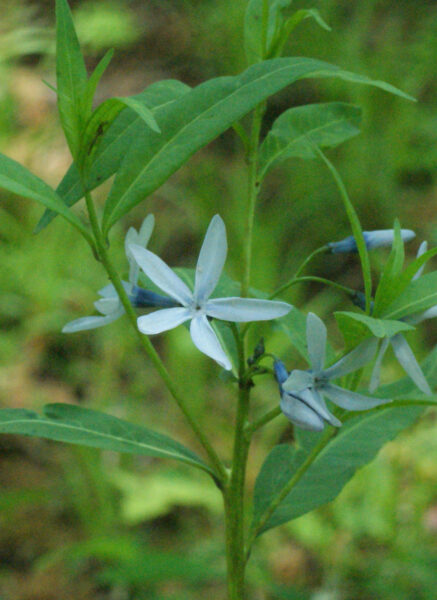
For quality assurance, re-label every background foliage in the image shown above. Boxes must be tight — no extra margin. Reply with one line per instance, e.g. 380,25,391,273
0,0,436,598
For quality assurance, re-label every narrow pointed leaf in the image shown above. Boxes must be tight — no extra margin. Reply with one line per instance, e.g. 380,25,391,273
244,0,292,62
102,57,413,235
56,0,88,158
259,102,361,179
251,347,437,536
82,48,114,120
78,96,160,173
0,152,89,237
373,221,405,314
36,79,190,233
0,403,213,475
252,403,423,535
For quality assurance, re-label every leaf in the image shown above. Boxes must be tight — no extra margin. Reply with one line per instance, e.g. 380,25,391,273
258,102,361,179
251,345,437,537
251,404,423,535
244,0,293,62
383,271,437,320
82,48,114,121
0,403,212,475
373,221,405,314
36,79,191,233
272,8,331,58
335,311,414,339
0,152,89,238
78,96,161,173
55,0,88,158
102,56,413,235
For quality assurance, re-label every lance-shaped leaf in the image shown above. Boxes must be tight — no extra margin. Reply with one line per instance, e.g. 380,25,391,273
56,0,88,158
102,57,413,235
244,0,293,62
0,403,212,476
251,405,423,535
36,79,191,233
77,96,160,173
258,102,361,179
0,152,89,238
251,347,437,537
82,48,114,122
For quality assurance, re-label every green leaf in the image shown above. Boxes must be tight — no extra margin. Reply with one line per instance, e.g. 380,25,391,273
0,152,89,238
78,96,161,173
0,403,212,475
82,48,114,121
244,0,292,62
373,221,405,314
335,311,414,339
102,56,413,235
383,271,437,320
272,8,331,58
258,102,361,179
36,79,191,233
251,404,423,536
56,0,88,158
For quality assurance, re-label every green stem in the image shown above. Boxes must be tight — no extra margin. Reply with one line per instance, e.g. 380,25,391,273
270,275,355,299
245,405,282,437
314,146,372,313
293,245,329,279
246,427,335,558
223,325,251,599
241,103,265,297
83,192,227,484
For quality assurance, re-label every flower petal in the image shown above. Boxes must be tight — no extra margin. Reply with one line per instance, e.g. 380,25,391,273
324,337,377,380
125,215,155,286
323,384,390,410
306,312,326,372
62,311,122,333
190,315,232,370
413,241,428,280
390,334,432,395
282,369,313,393
369,337,390,392
280,391,325,431
301,388,342,427
94,297,121,316
206,297,292,322
129,244,192,305
194,215,227,304
137,307,191,335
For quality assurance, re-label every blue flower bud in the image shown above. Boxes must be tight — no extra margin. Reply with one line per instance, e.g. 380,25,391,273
130,286,181,308
328,229,415,254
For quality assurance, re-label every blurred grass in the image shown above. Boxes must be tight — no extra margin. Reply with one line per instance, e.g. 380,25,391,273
0,0,437,599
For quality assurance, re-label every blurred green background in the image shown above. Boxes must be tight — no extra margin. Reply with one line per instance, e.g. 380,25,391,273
1,0,436,598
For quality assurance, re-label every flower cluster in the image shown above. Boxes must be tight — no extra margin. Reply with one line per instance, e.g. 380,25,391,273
275,313,389,431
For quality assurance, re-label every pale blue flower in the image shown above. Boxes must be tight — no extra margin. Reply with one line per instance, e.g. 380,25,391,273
370,241,434,394
129,215,292,370
328,229,415,254
280,313,389,431
62,215,176,332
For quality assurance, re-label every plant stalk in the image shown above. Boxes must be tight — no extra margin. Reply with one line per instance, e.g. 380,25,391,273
83,191,227,484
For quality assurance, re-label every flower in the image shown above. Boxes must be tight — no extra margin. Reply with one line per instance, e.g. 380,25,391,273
279,312,389,431
129,215,292,370
370,241,434,394
328,229,415,254
63,215,177,333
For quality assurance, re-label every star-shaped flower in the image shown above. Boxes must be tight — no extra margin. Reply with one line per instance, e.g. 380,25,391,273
328,229,415,254
63,215,177,333
370,241,434,394
278,313,388,431
129,215,292,370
